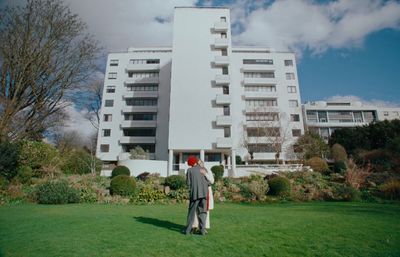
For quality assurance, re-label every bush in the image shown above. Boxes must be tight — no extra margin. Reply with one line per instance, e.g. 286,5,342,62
164,175,186,190
36,180,80,204
333,161,347,174
332,183,360,202
236,155,243,165
167,188,189,203
268,176,291,197
305,157,329,173
133,184,166,203
111,166,130,178
0,141,20,180
380,179,400,200
16,166,33,184
110,175,136,196
61,149,101,174
248,179,269,200
331,143,347,162
211,165,224,181
137,172,150,181
19,141,61,177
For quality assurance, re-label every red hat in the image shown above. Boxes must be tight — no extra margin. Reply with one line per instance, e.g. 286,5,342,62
187,155,198,167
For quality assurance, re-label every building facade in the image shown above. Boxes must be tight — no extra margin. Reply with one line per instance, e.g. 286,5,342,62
96,7,304,175
303,101,400,140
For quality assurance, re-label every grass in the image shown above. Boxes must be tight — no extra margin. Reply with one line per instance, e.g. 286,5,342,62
0,202,399,257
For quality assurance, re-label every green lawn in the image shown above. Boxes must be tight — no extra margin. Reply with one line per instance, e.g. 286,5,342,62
0,202,399,257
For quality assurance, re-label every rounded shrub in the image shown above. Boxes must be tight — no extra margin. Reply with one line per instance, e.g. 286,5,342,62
164,175,186,190
248,179,269,200
0,141,20,180
17,165,33,184
110,175,136,196
268,176,291,197
211,165,224,181
62,149,102,174
330,143,348,162
333,161,347,174
111,166,130,178
36,180,80,204
380,179,400,200
305,157,329,173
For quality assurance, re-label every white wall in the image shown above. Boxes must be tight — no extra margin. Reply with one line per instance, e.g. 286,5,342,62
118,159,168,177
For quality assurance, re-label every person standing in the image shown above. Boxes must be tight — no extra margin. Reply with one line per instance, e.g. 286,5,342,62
184,155,209,235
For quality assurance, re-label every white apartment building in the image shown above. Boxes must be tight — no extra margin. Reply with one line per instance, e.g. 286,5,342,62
96,7,304,176
303,101,400,140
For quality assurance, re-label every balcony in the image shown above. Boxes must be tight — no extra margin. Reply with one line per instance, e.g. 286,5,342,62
123,91,158,98
214,74,230,85
216,115,232,126
126,63,160,72
125,77,159,84
121,120,157,128
216,137,232,148
119,136,156,144
214,38,228,49
122,106,158,113
213,21,228,32
214,56,230,66
243,77,276,85
216,94,231,105
243,91,278,99
242,64,275,72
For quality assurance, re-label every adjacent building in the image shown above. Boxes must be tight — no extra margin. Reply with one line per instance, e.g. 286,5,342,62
96,7,305,175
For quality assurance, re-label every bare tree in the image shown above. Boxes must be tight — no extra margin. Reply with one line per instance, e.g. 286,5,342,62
241,109,297,164
84,79,103,131
0,0,99,142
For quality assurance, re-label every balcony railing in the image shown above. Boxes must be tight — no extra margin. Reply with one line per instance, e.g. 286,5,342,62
216,137,232,148
121,120,157,128
214,56,230,66
125,77,159,84
216,115,232,126
216,94,231,105
214,38,228,49
214,74,230,85
126,63,160,71
213,22,228,32
122,106,158,113
119,136,156,144
243,77,276,85
242,64,275,72
123,91,158,98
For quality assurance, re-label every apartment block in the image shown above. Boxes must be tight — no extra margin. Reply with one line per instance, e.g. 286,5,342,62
96,7,304,176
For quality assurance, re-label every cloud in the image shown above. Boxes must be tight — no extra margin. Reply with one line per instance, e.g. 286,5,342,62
324,95,400,108
234,0,400,55
62,103,97,140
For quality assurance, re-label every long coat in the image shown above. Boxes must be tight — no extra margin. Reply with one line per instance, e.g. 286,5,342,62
186,165,209,201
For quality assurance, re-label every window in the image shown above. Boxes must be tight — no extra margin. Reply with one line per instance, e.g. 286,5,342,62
284,60,293,66
129,59,160,64
126,84,158,91
102,129,111,137
287,86,296,93
221,32,227,39
128,72,158,78
223,106,230,116
246,113,279,121
205,153,221,162
108,72,117,79
244,72,275,78
106,86,115,93
110,59,119,66
248,144,279,153
105,100,114,107
244,85,276,92
247,128,280,137
285,73,295,80
289,100,298,107
222,67,229,75
123,128,156,137
243,59,273,65
224,127,231,138
125,98,157,106
290,114,300,122
222,86,229,95
384,111,389,116
122,144,155,154
103,114,112,121
246,99,278,108
124,113,157,121
292,129,301,137
221,49,227,56
100,144,109,153
220,17,226,22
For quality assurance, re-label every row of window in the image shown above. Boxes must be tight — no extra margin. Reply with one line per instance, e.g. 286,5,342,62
100,143,157,153
247,128,301,138
245,99,299,108
306,110,376,123
245,113,300,122
109,59,160,67
244,85,297,93
242,59,293,66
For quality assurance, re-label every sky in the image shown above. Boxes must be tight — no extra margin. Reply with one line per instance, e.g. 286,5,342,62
1,0,400,134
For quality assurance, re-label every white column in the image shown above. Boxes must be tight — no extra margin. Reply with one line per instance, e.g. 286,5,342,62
227,154,231,167
231,149,236,177
200,149,205,162
168,149,173,176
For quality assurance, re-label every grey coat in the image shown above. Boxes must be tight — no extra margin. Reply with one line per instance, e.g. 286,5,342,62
186,165,209,201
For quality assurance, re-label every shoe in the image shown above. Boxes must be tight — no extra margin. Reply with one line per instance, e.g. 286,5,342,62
200,230,207,236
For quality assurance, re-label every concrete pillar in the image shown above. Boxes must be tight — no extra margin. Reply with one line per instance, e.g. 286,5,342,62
168,149,173,176
200,149,205,162
231,149,236,177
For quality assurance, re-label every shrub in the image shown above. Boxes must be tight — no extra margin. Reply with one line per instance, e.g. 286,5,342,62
130,146,149,160
268,176,291,197
211,165,224,181
380,179,400,200
36,180,80,204
16,166,33,184
110,175,136,196
61,149,101,174
0,141,20,180
331,143,347,162
345,160,371,190
111,166,130,178
167,188,189,203
19,141,61,177
248,179,269,200
133,184,166,203
137,172,150,181
331,183,360,202
333,161,347,174
305,157,329,173
235,155,243,165
164,175,186,190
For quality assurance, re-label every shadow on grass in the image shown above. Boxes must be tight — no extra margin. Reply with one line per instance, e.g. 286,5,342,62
134,216,185,233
